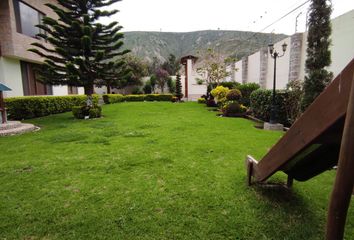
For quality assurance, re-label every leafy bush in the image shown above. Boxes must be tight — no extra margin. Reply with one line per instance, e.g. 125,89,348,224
103,94,124,104
102,94,173,103
197,98,206,104
72,105,102,119
206,99,217,107
220,81,240,89
210,86,230,105
226,89,242,101
123,95,145,102
237,83,260,107
131,87,143,95
5,95,98,120
250,89,291,126
143,81,152,94
144,94,172,101
222,101,247,117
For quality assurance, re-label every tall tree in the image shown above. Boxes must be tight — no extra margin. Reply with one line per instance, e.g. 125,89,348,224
196,48,235,87
302,0,333,110
175,74,183,101
122,55,149,88
29,0,129,98
155,68,169,93
162,54,180,76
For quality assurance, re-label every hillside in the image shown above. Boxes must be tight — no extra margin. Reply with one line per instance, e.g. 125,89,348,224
122,30,288,62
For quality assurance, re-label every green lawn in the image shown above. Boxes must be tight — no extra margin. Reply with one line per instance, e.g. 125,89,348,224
0,102,353,239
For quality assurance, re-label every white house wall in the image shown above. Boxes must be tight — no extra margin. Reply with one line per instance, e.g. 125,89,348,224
247,52,261,84
235,61,243,83
329,9,354,77
0,57,23,97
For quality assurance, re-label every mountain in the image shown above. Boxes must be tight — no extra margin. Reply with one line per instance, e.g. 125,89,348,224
122,30,288,63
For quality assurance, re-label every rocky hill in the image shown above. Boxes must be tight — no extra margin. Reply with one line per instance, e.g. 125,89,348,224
122,30,288,62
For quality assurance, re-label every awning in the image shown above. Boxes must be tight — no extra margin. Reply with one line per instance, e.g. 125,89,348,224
0,83,11,91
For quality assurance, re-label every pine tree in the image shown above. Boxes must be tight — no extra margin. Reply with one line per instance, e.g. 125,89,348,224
175,74,183,101
302,0,333,110
29,0,129,97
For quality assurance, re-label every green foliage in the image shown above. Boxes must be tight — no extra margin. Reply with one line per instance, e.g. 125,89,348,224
236,83,260,107
29,0,130,95
167,77,176,94
102,94,173,103
210,86,230,105
72,105,102,119
175,74,183,101
220,81,240,89
222,101,247,117
226,89,242,101
197,98,206,104
302,0,333,110
143,80,152,94
103,94,124,104
123,55,149,88
161,54,180,75
155,68,170,93
286,80,304,124
131,87,144,95
250,89,301,126
5,95,98,120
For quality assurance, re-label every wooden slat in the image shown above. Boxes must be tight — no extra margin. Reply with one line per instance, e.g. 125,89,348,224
326,72,354,240
252,58,354,181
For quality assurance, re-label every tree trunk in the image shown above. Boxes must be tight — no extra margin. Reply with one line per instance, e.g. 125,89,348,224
107,85,111,94
84,84,94,107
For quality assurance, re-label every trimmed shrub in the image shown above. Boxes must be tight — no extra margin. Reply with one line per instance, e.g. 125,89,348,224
222,101,247,117
220,81,240,89
103,94,124,104
210,86,230,105
250,89,290,126
72,105,102,119
226,89,242,101
144,94,172,101
197,98,206,104
206,99,217,107
102,94,173,103
5,95,98,120
123,95,145,102
237,83,260,107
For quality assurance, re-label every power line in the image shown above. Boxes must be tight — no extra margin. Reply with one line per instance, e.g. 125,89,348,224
233,0,310,58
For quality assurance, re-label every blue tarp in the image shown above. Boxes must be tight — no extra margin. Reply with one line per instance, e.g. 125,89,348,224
0,83,11,92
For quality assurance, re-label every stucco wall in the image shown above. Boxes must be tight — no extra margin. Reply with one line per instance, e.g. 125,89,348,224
329,9,354,77
0,57,23,97
235,61,243,83
247,52,260,84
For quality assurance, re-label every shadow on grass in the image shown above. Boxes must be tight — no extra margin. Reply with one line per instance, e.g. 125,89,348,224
249,182,321,239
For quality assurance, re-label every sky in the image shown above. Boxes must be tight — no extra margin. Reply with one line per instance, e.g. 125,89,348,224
101,0,354,35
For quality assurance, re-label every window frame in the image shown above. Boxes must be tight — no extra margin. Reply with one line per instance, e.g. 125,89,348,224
13,0,46,39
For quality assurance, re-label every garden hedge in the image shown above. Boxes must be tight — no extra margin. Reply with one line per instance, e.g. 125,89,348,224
5,95,99,120
250,89,290,126
103,94,173,104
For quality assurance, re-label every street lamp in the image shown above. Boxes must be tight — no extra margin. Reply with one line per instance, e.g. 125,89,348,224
268,42,287,124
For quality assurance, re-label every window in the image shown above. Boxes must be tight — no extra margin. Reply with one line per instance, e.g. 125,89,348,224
20,61,52,96
68,86,78,95
13,0,45,38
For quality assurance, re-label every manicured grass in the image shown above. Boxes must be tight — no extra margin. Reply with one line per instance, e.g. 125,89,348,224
0,102,353,239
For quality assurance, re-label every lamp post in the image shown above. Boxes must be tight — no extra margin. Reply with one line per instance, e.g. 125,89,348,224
268,42,287,124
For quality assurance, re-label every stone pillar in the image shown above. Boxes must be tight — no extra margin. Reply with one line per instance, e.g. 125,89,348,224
288,33,304,82
259,47,268,89
242,57,248,84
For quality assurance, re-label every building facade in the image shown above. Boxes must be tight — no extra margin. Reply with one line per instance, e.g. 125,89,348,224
0,0,84,97
233,9,354,89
